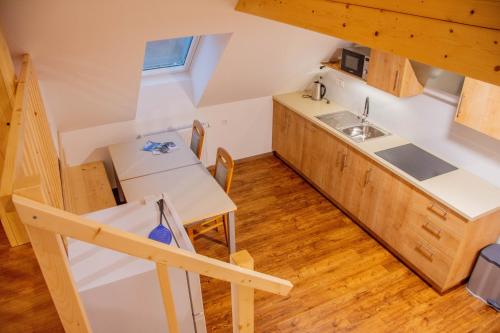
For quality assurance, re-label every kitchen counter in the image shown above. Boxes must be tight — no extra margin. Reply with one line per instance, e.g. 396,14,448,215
273,92,500,221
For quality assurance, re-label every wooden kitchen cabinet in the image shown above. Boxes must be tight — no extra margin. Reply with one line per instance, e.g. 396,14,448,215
301,121,345,197
367,49,424,98
272,100,287,154
356,158,395,233
455,77,500,140
272,101,500,293
335,148,366,218
272,101,306,167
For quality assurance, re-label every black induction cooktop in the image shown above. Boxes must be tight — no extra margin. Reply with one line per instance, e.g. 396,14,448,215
375,144,457,181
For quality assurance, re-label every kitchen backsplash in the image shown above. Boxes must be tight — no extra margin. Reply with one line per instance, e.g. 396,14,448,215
321,70,500,187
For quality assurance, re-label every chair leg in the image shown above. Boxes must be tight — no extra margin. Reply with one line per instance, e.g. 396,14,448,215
187,227,195,244
222,214,229,247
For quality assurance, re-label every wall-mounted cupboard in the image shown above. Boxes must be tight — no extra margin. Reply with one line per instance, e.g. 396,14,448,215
326,48,425,97
454,78,500,140
366,49,423,98
326,46,499,140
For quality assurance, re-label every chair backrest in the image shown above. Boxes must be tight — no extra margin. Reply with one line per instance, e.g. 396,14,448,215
190,120,205,160
214,147,234,194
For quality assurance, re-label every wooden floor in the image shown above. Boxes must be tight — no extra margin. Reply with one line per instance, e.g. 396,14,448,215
0,155,498,332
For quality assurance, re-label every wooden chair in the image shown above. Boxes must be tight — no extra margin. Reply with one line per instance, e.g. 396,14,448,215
190,120,205,160
186,148,234,247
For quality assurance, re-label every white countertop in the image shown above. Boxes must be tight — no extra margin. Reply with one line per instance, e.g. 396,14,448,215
274,92,500,221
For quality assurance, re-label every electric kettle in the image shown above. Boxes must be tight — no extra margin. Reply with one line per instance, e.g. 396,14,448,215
312,80,326,101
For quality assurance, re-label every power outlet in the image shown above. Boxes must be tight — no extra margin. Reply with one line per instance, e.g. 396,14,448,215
335,78,345,88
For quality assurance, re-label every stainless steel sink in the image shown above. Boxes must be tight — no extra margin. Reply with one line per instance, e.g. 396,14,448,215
315,111,389,142
315,111,362,129
341,124,387,143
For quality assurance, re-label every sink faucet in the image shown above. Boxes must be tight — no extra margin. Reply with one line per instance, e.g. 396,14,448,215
361,97,370,122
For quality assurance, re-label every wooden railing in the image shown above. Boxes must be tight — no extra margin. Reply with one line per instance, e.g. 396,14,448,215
13,187,292,333
0,53,63,246
0,45,293,332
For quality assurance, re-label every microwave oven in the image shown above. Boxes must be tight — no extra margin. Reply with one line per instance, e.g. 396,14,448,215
340,47,371,80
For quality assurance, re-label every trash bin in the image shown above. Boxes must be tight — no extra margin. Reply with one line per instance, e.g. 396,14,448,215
467,244,499,311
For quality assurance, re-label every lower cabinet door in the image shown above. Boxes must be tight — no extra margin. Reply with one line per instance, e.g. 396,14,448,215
302,122,347,201
272,103,306,168
357,159,394,232
272,101,288,154
323,141,349,203
301,122,333,187
336,149,366,218
283,110,306,168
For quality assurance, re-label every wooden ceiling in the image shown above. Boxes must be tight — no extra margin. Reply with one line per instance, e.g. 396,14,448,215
235,0,500,85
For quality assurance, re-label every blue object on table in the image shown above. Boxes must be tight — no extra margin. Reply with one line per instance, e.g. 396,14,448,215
143,140,177,153
143,140,162,152
148,199,172,245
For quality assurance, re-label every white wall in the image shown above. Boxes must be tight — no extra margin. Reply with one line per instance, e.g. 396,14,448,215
70,32,272,186
0,0,341,131
63,65,500,189
190,34,232,106
61,94,273,186
322,70,500,187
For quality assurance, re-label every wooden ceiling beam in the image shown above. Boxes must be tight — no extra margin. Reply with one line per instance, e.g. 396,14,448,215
331,1,500,30
235,0,500,85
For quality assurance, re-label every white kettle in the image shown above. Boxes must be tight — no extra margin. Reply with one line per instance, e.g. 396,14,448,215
311,80,326,101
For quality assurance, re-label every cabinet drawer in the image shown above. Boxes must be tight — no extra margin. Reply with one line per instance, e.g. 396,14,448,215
399,229,452,287
405,214,462,258
406,189,466,253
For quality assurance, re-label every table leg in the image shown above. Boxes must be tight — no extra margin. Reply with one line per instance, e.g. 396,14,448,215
228,211,236,254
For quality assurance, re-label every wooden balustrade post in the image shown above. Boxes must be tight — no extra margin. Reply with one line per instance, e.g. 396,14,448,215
230,250,254,333
13,176,91,333
156,263,180,333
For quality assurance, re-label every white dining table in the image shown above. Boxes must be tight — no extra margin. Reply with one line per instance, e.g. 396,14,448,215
108,131,237,253
109,131,201,181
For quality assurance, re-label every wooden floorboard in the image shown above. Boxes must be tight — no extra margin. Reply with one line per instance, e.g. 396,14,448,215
194,155,499,333
0,155,498,332
0,229,64,332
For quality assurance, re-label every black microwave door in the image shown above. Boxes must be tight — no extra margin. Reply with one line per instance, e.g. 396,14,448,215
341,49,364,76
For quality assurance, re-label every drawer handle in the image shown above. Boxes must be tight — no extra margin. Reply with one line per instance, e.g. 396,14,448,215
363,169,372,187
340,153,348,172
393,70,399,91
456,94,464,119
415,244,434,262
421,221,441,240
428,202,447,220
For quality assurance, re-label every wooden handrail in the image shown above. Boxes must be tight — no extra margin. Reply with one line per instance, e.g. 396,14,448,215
3,51,292,333
0,54,31,197
0,54,32,246
12,194,293,296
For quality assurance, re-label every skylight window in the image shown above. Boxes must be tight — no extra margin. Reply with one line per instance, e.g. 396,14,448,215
143,36,198,72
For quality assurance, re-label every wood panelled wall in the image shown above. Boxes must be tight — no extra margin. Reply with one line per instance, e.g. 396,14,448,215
0,28,16,179
21,61,63,210
235,0,500,85
0,28,63,247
